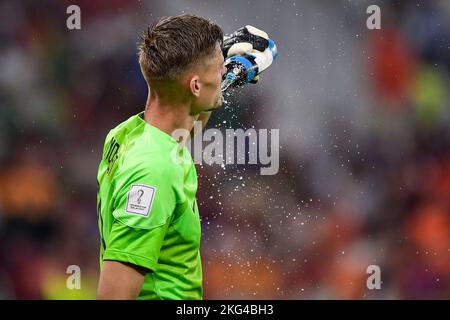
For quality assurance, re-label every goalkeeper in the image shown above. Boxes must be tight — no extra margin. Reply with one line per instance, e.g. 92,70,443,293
96,14,274,299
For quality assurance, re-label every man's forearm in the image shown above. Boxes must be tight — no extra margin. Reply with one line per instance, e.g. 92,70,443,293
97,261,146,300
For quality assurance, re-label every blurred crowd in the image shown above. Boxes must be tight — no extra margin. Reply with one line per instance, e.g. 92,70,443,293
0,0,448,299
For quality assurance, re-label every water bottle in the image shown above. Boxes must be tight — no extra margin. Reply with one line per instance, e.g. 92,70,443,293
221,38,278,92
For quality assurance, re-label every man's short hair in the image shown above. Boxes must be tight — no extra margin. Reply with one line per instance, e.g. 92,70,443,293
138,14,224,82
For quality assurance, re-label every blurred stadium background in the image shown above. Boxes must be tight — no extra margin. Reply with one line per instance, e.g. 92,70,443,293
0,0,449,299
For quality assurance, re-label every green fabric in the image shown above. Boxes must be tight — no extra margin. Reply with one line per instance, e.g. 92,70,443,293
97,112,202,300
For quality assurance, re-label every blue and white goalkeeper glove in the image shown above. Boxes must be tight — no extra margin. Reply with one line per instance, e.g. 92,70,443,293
222,25,274,84
221,26,277,91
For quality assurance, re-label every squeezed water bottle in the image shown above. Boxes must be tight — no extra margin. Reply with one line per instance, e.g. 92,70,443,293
221,38,278,92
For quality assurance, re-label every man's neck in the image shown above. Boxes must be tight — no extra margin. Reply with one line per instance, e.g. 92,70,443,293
143,95,198,141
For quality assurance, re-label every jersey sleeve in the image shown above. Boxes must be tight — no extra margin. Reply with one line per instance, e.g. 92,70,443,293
102,154,182,271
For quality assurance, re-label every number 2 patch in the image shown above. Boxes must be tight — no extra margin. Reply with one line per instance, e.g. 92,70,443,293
125,184,156,217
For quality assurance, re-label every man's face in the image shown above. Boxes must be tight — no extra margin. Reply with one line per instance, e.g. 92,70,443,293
191,44,227,114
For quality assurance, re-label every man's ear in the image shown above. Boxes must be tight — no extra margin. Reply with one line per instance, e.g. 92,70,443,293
189,75,201,97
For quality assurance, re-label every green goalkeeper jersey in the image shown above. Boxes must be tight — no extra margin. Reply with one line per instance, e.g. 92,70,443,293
96,111,202,300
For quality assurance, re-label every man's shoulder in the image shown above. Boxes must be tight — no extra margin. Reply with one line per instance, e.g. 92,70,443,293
104,113,143,144
102,112,186,185
118,142,184,184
